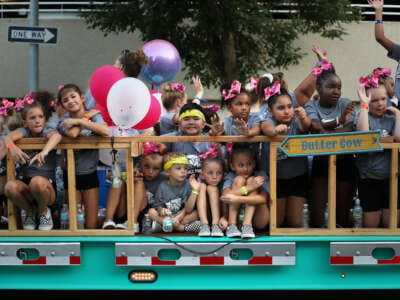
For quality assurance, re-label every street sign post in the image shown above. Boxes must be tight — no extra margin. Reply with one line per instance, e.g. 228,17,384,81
279,130,382,157
8,25,57,44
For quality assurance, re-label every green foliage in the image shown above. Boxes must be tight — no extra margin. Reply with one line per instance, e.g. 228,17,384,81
82,0,360,87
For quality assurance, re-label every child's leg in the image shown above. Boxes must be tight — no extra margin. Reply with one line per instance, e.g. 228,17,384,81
276,197,287,227
29,176,56,216
228,176,245,225
4,180,35,214
311,176,327,228
286,196,306,228
253,203,269,230
83,188,99,229
364,210,381,228
181,210,199,225
207,185,220,225
197,183,208,225
133,180,146,224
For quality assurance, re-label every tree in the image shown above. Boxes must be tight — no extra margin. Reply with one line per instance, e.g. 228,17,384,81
82,0,361,87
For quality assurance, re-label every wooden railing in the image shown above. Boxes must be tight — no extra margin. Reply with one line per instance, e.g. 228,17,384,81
1,134,398,236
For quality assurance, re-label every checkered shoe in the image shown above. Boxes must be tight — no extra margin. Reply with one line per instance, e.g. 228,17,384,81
38,208,53,231
198,224,211,237
211,224,224,237
241,224,255,239
226,224,241,238
184,220,201,233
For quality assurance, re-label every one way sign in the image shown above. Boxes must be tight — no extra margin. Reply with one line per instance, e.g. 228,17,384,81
8,25,58,44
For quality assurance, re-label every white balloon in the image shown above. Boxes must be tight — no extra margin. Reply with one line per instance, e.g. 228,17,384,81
107,77,151,128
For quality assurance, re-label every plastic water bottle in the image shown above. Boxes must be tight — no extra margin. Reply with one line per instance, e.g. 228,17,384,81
111,161,122,189
60,203,69,229
324,202,329,228
20,209,26,224
239,204,245,224
77,204,85,229
162,215,173,233
302,203,309,228
142,213,152,235
352,197,363,229
55,166,64,192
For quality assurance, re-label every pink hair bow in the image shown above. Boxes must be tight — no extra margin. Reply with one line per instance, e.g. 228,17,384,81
311,60,333,77
202,104,220,112
250,77,259,89
14,98,24,110
170,83,186,93
199,144,219,160
226,142,233,154
0,107,8,117
2,99,14,109
359,75,379,88
142,142,160,156
373,68,391,78
58,84,65,91
23,92,35,105
222,80,241,100
264,81,281,101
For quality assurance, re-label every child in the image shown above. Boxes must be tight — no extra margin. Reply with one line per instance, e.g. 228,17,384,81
57,83,110,229
304,63,356,228
162,102,218,178
261,84,311,227
372,67,398,107
149,152,201,233
221,143,269,238
1,91,62,230
355,80,400,228
197,145,225,237
368,0,400,102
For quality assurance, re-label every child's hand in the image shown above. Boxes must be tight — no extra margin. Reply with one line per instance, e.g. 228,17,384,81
275,124,289,135
218,217,228,231
386,106,400,116
247,176,266,191
207,115,224,135
62,118,81,128
159,207,171,217
368,0,384,11
233,118,250,136
9,146,30,165
341,102,355,124
294,107,307,120
189,174,201,191
220,193,238,203
357,85,371,105
192,75,204,100
134,168,143,182
312,44,327,61
29,150,48,167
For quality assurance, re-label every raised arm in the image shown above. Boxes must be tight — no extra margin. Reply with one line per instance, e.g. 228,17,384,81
356,85,371,132
368,0,395,53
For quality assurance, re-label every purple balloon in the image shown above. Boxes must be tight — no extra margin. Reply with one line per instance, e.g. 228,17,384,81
140,39,181,86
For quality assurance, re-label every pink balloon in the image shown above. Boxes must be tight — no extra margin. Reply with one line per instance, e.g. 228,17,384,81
93,104,115,126
89,65,124,107
132,94,161,130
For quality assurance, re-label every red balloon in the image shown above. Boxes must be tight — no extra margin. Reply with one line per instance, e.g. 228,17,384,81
132,94,161,130
89,65,124,107
94,104,115,126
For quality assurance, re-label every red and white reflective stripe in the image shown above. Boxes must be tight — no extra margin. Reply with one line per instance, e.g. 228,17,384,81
0,256,80,265
116,255,294,266
330,255,400,265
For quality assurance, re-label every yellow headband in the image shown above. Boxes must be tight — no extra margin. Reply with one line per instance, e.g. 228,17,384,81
178,109,205,121
164,156,188,170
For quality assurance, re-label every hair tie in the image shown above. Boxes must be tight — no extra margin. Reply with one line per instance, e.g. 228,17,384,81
170,83,186,93
264,81,281,101
311,60,333,77
58,84,65,91
202,104,220,112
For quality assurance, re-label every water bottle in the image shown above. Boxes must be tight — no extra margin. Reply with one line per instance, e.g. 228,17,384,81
60,203,69,229
324,202,329,228
55,166,64,192
142,213,152,235
302,203,309,228
111,161,122,189
77,204,85,229
20,209,26,224
352,197,363,229
238,204,245,225
162,215,173,233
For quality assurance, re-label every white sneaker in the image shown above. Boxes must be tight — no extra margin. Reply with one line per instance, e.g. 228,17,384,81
102,219,116,229
38,208,53,231
23,215,36,230
115,220,128,230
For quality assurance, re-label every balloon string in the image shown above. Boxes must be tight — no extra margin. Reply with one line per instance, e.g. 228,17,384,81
110,136,117,165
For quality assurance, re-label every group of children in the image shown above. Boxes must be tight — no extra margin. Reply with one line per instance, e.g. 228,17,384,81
0,0,399,236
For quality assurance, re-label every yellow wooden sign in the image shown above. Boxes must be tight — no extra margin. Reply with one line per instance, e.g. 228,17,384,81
279,130,382,157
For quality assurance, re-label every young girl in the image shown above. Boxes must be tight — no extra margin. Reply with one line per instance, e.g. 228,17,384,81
304,64,356,228
149,152,201,233
371,67,398,107
57,83,110,229
221,143,269,238
355,80,400,228
1,91,62,230
261,84,311,227
197,145,225,237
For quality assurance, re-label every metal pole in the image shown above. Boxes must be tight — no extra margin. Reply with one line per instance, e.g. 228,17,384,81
29,0,38,92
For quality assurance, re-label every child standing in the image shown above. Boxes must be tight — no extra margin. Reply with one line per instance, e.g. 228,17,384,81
57,84,110,229
2,91,62,230
221,143,269,238
305,63,356,228
261,85,311,227
197,145,225,237
355,80,400,228
149,152,201,233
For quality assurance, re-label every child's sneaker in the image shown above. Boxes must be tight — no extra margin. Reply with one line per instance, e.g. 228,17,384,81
184,220,201,233
38,208,53,231
23,215,36,230
102,219,116,229
152,221,162,233
115,221,128,230
226,224,241,238
198,224,211,236
241,224,255,239
211,224,224,237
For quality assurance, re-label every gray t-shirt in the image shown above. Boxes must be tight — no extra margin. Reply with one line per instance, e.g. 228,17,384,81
353,111,395,179
17,126,57,179
57,113,105,175
222,170,270,193
144,172,167,206
152,179,192,214
262,116,309,179
160,113,178,135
